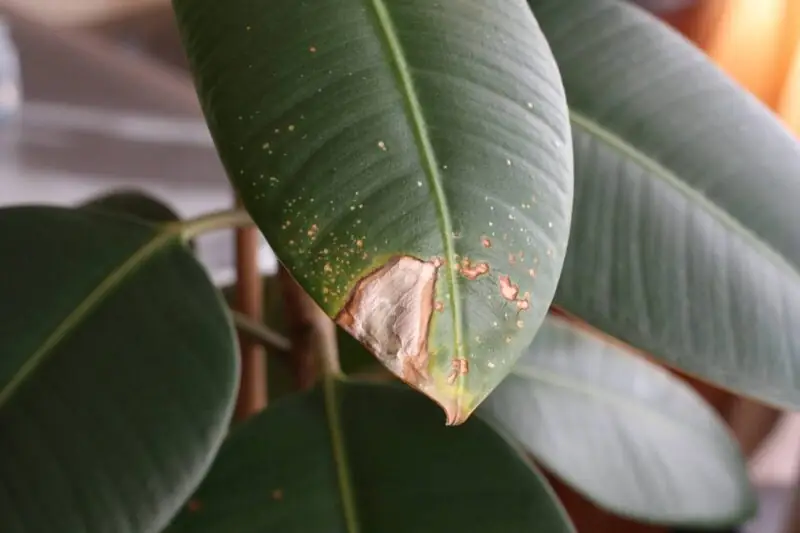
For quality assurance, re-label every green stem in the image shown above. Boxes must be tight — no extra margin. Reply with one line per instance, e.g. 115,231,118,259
176,208,253,240
230,310,291,353
323,374,361,533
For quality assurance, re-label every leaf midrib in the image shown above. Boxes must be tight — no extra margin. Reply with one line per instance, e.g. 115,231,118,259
569,110,800,281
0,227,179,409
366,0,465,362
322,4,467,529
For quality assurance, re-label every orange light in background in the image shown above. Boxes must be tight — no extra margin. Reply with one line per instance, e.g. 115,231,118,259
656,0,800,124
707,0,797,108
778,33,800,135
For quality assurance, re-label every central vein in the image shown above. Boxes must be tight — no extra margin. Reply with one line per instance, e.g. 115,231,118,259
368,0,465,366
0,227,178,410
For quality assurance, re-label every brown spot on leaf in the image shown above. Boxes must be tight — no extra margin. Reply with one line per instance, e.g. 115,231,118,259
307,224,318,238
447,358,469,385
336,255,440,397
187,500,202,512
459,259,489,280
481,237,492,248
272,489,283,501
498,275,519,301
517,291,531,311
434,301,444,312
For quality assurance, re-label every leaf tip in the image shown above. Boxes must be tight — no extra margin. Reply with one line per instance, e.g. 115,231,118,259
335,255,498,426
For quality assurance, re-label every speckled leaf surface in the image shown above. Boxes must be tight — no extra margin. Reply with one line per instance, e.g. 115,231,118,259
0,206,238,533
163,381,575,533
482,314,754,525
173,0,573,423
530,0,800,407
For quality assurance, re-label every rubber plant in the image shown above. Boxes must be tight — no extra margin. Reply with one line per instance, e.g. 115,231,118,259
3,0,800,532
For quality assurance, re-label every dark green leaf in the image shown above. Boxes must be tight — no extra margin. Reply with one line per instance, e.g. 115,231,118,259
0,206,238,533
81,189,183,224
530,0,800,407
163,380,575,533
81,190,199,252
173,0,574,423
482,314,755,525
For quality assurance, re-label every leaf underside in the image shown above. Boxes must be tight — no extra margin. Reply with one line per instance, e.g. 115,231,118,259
530,0,800,407
483,314,755,525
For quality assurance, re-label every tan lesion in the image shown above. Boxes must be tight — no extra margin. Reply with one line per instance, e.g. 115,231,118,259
336,255,465,423
335,255,436,384
447,358,469,385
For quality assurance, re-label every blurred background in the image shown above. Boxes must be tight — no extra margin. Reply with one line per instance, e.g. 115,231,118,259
0,0,798,532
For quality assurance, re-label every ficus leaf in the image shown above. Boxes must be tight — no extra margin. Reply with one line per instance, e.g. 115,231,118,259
483,314,755,525
530,0,800,408
163,380,576,533
173,0,574,424
0,205,238,532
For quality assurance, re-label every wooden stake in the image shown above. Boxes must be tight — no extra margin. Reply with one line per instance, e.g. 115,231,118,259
233,198,267,420
279,267,339,389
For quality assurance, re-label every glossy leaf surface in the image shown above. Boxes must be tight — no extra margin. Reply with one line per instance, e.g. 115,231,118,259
530,0,800,407
483,314,755,525
0,206,238,533
173,0,573,423
163,381,574,533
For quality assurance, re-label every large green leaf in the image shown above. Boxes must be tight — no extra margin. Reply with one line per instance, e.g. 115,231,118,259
529,0,800,407
482,314,755,525
163,380,575,533
173,0,574,424
0,206,238,533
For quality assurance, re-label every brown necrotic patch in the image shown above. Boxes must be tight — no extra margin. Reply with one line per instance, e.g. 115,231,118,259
447,358,469,385
458,258,489,280
335,255,438,389
498,274,520,301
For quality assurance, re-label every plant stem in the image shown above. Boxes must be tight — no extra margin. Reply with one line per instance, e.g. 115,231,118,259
275,265,354,530
230,310,291,353
323,373,361,533
232,198,267,421
177,208,253,240
278,266,340,389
